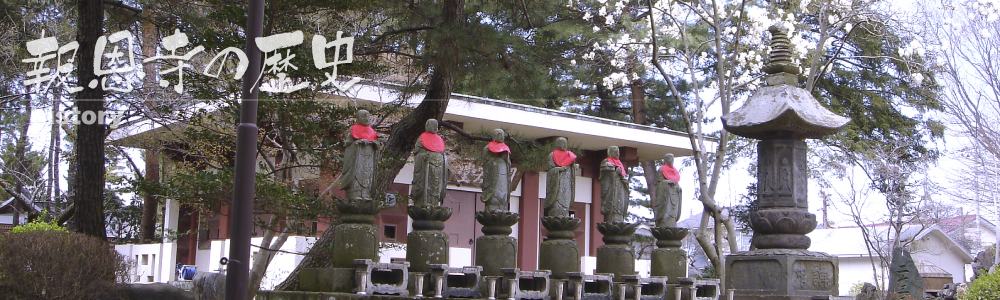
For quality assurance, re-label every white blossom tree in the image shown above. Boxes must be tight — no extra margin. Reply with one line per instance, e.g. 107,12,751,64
561,0,941,288
915,0,1000,264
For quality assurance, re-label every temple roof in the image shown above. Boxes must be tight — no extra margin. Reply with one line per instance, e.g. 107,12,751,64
111,80,699,161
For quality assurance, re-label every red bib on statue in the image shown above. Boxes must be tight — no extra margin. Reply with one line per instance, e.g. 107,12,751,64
350,124,377,141
420,132,445,152
606,157,626,177
661,164,680,182
488,141,510,154
552,149,577,167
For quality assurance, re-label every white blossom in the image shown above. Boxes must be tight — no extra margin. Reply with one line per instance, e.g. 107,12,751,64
910,73,925,85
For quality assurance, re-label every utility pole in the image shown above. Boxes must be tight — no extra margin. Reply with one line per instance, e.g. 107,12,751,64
225,0,263,298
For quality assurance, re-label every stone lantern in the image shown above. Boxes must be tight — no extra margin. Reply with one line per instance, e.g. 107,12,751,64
721,25,849,300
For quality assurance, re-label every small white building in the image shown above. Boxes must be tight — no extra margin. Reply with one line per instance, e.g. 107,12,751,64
808,224,973,294
935,214,997,256
0,197,41,233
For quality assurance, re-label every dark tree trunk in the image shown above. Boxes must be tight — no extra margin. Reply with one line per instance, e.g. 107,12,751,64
140,149,159,241
371,0,464,194
139,7,160,243
631,80,659,204
14,97,33,200
49,92,62,205
630,80,646,125
73,0,107,239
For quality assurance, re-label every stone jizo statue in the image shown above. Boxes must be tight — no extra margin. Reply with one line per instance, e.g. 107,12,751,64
545,137,577,217
412,119,449,207
342,109,383,201
481,129,512,212
653,153,682,228
599,146,629,223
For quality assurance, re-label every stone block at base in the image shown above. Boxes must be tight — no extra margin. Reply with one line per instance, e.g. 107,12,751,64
725,249,838,300
475,235,517,276
354,259,409,296
568,272,614,300
298,268,355,293
441,265,483,298
651,248,686,283
333,224,379,268
596,245,636,281
406,230,450,273
539,239,580,279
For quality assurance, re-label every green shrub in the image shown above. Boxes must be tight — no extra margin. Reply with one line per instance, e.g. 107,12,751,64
0,230,130,300
8,218,67,234
961,270,1000,300
847,282,865,296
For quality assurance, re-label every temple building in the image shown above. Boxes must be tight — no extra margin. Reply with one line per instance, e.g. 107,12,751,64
111,82,695,286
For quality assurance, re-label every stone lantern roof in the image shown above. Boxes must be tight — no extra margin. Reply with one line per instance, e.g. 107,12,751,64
722,26,849,140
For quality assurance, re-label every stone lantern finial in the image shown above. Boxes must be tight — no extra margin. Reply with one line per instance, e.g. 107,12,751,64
762,25,801,86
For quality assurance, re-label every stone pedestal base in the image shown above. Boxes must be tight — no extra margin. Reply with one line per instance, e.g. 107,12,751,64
476,235,517,276
475,211,520,277
406,230,450,273
406,205,453,274
596,222,637,281
298,268,355,293
539,216,582,281
540,239,580,279
596,244,635,281
651,248,687,282
726,249,839,300
330,199,382,269
332,224,378,268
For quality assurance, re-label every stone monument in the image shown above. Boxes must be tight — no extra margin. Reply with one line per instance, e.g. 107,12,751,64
596,146,637,281
971,249,996,281
332,110,384,269
341,110,382,202
856,283,877,300
475,129,521,289
649,153,689,300
887,247,924,300
407,119,453,294
722,26,850,300
540,137,582,293
297,109,391,293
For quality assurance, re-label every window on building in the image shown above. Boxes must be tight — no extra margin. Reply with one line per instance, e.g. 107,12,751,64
384,225,397,240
